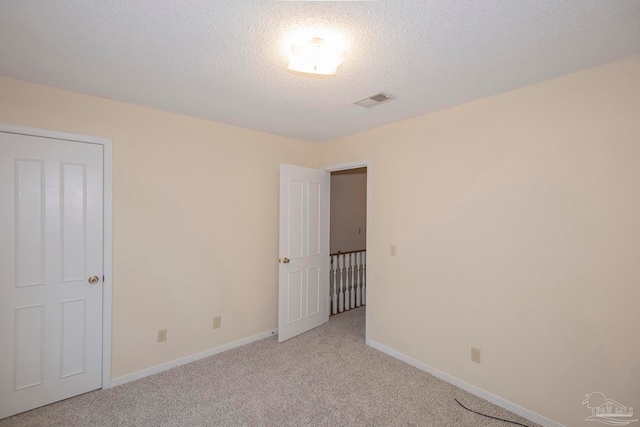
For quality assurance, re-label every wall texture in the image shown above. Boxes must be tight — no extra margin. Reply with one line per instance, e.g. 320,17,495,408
0,76,319,378
2,53,639,427
320,55,640,427
330,168,367,254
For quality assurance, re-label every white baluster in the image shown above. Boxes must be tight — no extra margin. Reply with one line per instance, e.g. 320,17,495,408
344,254,350,311
332,255,338,315
328,258,332,318
338,254,344,312
350,253,356,308
361,251,366,305
355,252,361,307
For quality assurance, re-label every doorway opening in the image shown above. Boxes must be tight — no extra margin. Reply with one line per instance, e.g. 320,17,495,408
325,162,370,344
277,160,370,344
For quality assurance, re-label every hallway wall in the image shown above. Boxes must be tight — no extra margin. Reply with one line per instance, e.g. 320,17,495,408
330,168,367,253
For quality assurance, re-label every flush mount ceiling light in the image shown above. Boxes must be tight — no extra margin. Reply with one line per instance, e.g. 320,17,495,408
287,37,346,77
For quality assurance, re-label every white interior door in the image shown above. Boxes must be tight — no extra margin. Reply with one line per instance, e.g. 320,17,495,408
278,164,329,342
0,132,103,419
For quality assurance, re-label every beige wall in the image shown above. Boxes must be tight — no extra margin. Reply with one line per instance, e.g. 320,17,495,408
2,53,639,426
330,168,367,253
0,76,319,378
320,55,640,427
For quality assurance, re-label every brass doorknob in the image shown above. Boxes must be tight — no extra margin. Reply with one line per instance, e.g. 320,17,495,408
282,258,290,264
88,275,100,285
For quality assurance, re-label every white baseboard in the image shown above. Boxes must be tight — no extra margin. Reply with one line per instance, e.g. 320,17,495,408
368,340,565,427
109,329,278,388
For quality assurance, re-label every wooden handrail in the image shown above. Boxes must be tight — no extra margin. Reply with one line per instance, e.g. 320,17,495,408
330,249,366,257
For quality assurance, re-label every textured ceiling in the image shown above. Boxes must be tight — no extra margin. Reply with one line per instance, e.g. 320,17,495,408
1,1,640,142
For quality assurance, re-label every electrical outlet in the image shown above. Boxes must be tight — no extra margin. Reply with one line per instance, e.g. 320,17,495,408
390,244,397,256
157,329,167,343
471,347,481,363
213,316,221,329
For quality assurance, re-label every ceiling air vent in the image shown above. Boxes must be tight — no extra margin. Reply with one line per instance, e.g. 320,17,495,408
355,92,393,108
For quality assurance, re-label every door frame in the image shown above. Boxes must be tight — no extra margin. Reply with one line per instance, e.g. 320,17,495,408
0,123,113,389
324,159,371,345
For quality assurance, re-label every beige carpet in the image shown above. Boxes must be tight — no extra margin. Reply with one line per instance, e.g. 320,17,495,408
1,307,540,426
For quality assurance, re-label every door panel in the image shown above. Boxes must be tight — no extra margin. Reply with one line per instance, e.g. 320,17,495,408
61,298,87,378
15,159,45,287
307,266,320,316
287,270,303,323
0,132,103,419
61,163,87,282
278,164,329,342
14,304,45,390
288,180,304,259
